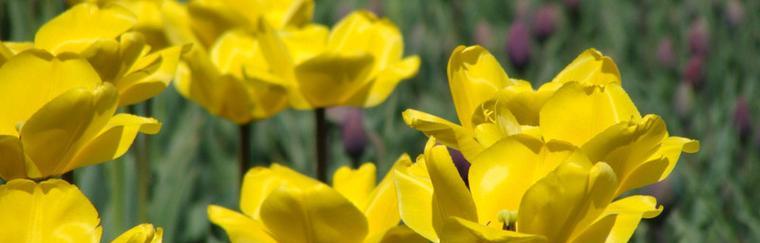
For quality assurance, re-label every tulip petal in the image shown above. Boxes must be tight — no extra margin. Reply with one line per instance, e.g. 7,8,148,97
0,136,26,180
518,162,617,242
0,50,101,136
35,3,136,54
240,164,323,220
440,216,547,243
550,49,621,85
295,52,374,107
540,82,640,146
20,85,117,178
447,45,513,129
424,139,478,235
394,155,438,241
569,214,617,243
117,44,184,106
332,163,376,211
260,184,368,243
375,225,429,243
0,179,102,243
363,55,420,107
111,224,163,243
207,205,276,243
68,113,160,171
364,155,408,240
603,196,663,243
402,109,483,159
469,137,578,226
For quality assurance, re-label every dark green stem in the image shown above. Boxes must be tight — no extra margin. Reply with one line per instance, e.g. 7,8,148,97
239,123,252,179
315,108,328,182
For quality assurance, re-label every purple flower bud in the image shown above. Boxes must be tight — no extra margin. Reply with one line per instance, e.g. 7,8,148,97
688,19,710,56
447,148,470,187
473,20,493,48
533,5,559,42
725,0,744,28
507,20,531,70
656,37,675,69
734,96,752,143
341,108,368,163
683,55,704,89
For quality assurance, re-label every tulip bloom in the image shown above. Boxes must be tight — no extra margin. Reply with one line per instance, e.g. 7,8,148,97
208,158,426,243
68,0,173,49
403,46,698,195
161,0,313,123
0,50,159,180
0,179,162,242
251,10,421,109
395,138,662,242
2,2,183,106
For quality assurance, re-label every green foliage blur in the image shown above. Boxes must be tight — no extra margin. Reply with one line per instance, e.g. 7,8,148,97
1,0,758,242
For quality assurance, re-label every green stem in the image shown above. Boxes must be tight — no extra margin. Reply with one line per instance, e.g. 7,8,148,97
239,123,252,179
128,101,151,223
315,108,328,182
107,161,126,238
138,99,153,222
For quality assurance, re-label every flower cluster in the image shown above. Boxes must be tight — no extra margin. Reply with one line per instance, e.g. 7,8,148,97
0,0,698,242
398,46,699,242
0,2,177,241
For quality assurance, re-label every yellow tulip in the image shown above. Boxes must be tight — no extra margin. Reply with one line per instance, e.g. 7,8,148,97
394,138,662,243
68,0,173,49
0,50,159,180
208,157,425,243
162,1,301,123
403,46,698,194
0,179,162,242
4,2,183,106
182,0,314,48
250,10,420,109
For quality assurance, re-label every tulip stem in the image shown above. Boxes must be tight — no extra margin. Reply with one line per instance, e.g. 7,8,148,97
315,108,328,182
138,100,153,223
239,123,252,179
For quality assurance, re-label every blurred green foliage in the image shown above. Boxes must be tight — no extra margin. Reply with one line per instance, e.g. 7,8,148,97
2,0,759,242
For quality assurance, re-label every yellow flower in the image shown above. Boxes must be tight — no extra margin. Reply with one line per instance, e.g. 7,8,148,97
162,1,308,123
394,138,662,242
403,45,698,194
179,0,314,48
251,10,421,109
208,158,426,243
68,0,173,49
0,179,162,243
3,2,183,106
0,50,160,180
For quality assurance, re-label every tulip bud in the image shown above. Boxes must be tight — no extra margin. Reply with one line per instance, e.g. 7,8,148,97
683,55,704,89
341,108,368,163
506,20,531,71
734,96,752,143
656,37,675,69
724,0,744,28
533,5,559,42
688,19,710,56
473,20,493,48
447,147,470,187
